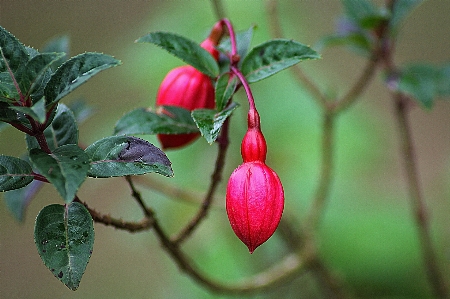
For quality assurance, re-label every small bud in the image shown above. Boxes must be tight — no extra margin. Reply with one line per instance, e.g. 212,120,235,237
226,161,284,253
241,109,267,163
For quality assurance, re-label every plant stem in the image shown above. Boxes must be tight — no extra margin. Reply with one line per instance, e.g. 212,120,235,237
394,94,449,298
306,109,335,228
172,117,230,244
210,0,226,20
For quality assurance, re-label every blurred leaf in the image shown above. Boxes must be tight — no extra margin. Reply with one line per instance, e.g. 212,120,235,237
34,202,94,291
29,145,89,203
341,0,385,29
241,39,320,83
215,73,238,111
191,102,238,144
395,63,450,109
136,32,219,77
389,0,423,34
11,97,46,124
114,106,198,136
0,25,29,74
316,32,372,54
85,136,173,178
67,99,94,124
4,180,43,221
218,26,254,70
44,52,121,108
26,103,78,150
17,52,64,97
0,155,34,192
41,35,69,69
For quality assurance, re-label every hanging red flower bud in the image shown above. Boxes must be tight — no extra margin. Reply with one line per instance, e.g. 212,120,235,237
156,25,222,150
156,66,215,149
226,109,284,253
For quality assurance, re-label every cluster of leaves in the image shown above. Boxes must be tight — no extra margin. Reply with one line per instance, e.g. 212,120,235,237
318,0,450,108
0,21,320,290
0,26,173,290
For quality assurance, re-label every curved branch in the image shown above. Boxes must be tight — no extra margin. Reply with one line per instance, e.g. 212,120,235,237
172,117,231,244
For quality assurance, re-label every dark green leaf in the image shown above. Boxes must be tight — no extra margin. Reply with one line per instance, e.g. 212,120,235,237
17,52,64,97
0,72,18,101
191,102,238,144
85,136,173,178
215,73,238,111
389,0,423,34
44,52,121,108
241,39,320,83
11,97,46,123
41,35,69,69
341,0,378,24
26,103,78,151
0,101,19,123
114,106,198,136
0,155,34,192
29,145,89,203
0,25,29,74
136,32,219,77
34,202,94,291
4,180,43,221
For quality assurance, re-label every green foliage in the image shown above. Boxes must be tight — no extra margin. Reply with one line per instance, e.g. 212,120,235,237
85,136,173,178
191,102,238,144
395,63,450,108
241,39,320,83
114,106,198,136
215,73,238,111
136,32,219,77
0,155,34,191
34,202,94,290
44,52,121,109
29,145,90,203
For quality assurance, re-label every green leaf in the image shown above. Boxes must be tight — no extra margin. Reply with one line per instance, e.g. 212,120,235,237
0,25,29,74
44,52,121,108
241,39,320,83
29,145,89,203
389,0,423,34
136,32,219,77
341,0,379,25
395,63,445,108
26,103,78,150
4,180,43,221
41,35,69,69
191,102,238,144
0,72,18,101
114,106,198,136
437,64,450,96
85,136,173,178
34,202,94,291
215,73,238,111
316,32,373,55
17,52,64,97
0,155,34,191
11,97,47,123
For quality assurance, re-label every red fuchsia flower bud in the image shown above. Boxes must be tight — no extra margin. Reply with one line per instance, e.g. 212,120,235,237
156,65,215,149
156,25,222,150
226,109,284,253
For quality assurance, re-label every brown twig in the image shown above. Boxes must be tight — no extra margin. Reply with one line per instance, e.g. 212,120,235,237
172,117,230,244
393,94,449,298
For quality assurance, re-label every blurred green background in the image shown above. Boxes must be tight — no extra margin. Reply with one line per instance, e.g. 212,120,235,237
1,0,450,298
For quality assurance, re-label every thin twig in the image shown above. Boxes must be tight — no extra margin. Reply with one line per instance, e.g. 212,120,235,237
306,109,335,229
172,117,230,244
393,94,449,298
210,0,226,20
265,0,327,108
75,197,154,233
